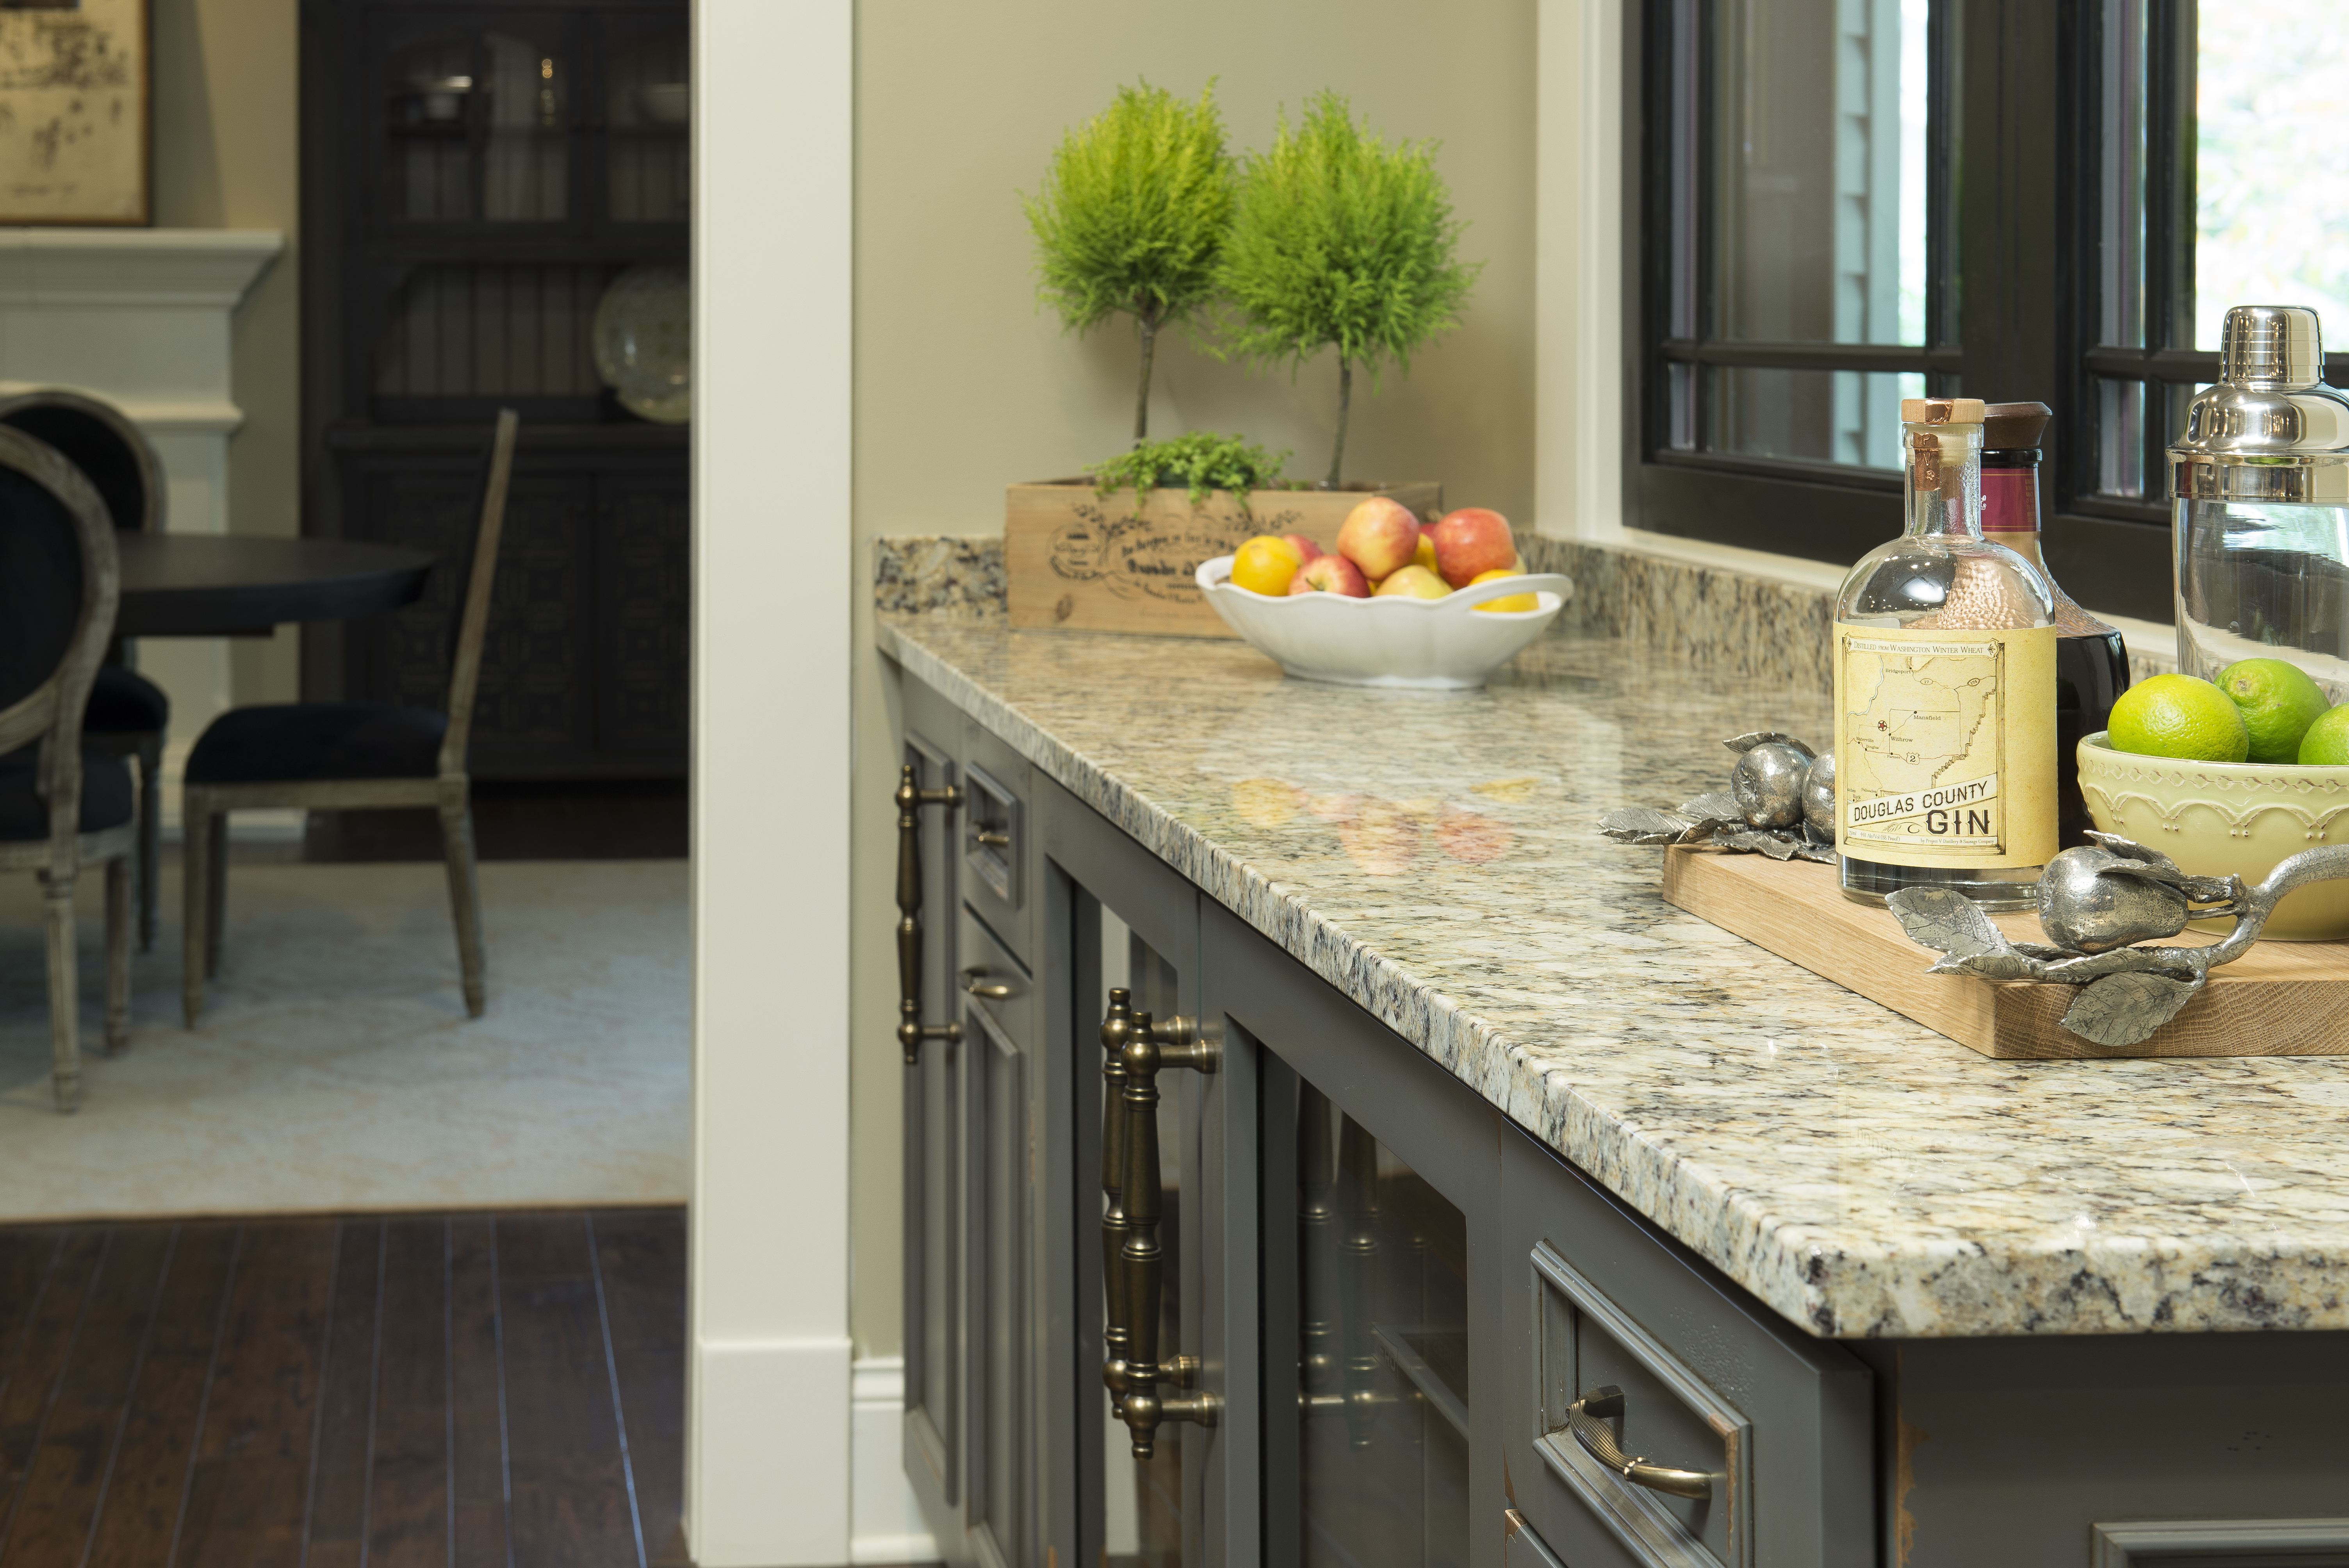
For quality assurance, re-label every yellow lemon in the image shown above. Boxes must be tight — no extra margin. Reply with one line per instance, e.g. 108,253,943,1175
1231,535,1303,595
1467,568,1538,613
1412,533,1439,573
2107,674,2250,762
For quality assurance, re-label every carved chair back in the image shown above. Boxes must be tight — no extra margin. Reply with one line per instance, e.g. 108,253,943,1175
437,410,519,780
0,389,166,536
0,428,123,862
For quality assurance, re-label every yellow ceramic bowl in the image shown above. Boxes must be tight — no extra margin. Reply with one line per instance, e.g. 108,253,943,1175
2077,731,2349,940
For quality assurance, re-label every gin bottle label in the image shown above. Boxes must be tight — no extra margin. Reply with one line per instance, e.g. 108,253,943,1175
1834,622,2058,869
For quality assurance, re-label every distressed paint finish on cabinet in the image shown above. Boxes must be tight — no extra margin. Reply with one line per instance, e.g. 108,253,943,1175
889,660,2349,1568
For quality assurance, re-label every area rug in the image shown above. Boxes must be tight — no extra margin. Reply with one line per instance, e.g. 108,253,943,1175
0,860,689,1220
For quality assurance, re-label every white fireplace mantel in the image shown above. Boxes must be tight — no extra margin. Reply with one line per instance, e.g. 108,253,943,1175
0,228,285,826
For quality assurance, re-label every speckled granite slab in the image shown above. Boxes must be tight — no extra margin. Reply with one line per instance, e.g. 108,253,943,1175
878,615,2349,1340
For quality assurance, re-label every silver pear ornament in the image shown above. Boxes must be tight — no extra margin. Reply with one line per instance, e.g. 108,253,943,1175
1888,833,2349,1047
1600,733,1836,864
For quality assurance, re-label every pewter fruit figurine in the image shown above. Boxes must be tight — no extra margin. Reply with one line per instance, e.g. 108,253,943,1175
1599,733,1836,863
1886,832,2349,1047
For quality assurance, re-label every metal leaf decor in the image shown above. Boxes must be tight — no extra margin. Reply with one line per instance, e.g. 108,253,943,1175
1598,734,1833,862
2058,972,2206,1048
1885,837,2349,1047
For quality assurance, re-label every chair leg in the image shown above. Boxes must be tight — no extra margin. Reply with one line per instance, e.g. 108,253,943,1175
439,800,487,1018
182,796,210,1028
105,855,131,1055
136,735,161,952
205,810,229,980
41,865,80,1113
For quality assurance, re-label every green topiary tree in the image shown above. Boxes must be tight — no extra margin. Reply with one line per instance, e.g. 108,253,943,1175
1025,80,1237,445
1217,93,1481,488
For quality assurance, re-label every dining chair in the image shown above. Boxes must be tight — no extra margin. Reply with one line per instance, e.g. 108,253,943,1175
181,410,518,1026
0,390,172,953
0,427,137,1112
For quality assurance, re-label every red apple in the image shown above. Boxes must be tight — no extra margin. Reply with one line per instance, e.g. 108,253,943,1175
1336,497,1420,581
1431,508,1517,588
1288,553,1369,597
1280,533,1322,563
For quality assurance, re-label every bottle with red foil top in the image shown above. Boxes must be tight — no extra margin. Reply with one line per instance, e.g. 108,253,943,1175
1980,401,2131,848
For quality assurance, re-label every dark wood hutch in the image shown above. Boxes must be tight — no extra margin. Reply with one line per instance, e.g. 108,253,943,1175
300,0,688,782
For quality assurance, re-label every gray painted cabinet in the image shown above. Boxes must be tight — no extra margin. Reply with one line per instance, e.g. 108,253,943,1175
892,665,2349,1568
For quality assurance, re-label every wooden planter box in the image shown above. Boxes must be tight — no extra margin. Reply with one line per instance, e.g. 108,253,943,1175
1005,478,1442,638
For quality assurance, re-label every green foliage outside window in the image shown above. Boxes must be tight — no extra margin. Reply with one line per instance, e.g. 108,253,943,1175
1025,81,1237,444
1217,93,1481,488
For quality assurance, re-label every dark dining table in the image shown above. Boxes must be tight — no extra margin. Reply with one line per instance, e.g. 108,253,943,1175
118,533,438,638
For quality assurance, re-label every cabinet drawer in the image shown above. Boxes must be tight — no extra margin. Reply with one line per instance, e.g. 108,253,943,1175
961,724,1033,962
1501,1131,1872,1568
956,906,1032,1048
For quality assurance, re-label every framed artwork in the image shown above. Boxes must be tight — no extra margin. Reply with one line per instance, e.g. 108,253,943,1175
0,0,150,225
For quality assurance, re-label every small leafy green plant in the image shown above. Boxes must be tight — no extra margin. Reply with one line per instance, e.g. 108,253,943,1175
1087,431,1292,510
1026,81,1237,444
1217,93,1481,488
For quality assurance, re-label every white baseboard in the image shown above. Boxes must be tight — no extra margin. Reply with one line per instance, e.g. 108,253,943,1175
690,1335,853,1568
851,1357,939,1564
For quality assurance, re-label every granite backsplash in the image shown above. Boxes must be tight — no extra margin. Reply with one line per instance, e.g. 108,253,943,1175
872,531,2171,690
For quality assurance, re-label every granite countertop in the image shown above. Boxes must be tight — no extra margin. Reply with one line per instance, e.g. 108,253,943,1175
879,615,2349,1339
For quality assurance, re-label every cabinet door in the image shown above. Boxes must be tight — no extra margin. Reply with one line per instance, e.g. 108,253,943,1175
959,910,1034,1568
898,721,966,1556
1041,782,1225,1568
1201,899,1503,1568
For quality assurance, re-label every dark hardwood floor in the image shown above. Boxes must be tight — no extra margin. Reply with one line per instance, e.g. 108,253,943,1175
0,1209,683,1568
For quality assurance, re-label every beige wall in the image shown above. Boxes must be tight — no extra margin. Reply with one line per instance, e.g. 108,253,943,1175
849,0,1540,1354
153,0,302,705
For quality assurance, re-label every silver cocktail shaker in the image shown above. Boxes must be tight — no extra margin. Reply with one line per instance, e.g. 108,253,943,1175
2171,304,2349,696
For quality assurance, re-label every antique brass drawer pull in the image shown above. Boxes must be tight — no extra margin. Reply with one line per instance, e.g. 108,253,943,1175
895,763,964,1064
960,967,1014,1000
1097,989,1221,1457
1567,1386,1714,1501
973,829,1012,848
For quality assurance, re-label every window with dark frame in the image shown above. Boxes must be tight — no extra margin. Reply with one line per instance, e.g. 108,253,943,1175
1631,0,2349,627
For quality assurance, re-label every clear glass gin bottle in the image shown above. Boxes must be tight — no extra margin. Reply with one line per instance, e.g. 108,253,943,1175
1834,398,2059,911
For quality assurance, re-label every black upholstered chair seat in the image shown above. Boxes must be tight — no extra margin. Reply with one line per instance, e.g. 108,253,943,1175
186,702,447,786
0,745,134,841
85,666,169,735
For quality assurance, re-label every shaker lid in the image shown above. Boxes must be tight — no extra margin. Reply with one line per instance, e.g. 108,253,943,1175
2170,304,2349,502
1982,401,2051,451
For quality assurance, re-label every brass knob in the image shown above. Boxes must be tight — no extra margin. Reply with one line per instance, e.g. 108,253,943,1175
960,967,1014,1000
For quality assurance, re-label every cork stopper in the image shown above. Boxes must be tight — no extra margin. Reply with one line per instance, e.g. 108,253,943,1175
1901,397,1987,425
1982,400,2051,451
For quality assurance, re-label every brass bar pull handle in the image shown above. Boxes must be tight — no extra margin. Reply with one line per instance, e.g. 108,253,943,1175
974,829,1012,848
895,763,963,1065
1114,1007,1223,1459
960,967,1014,1000
1100,989,1135,1407
1567,1386,1714,1502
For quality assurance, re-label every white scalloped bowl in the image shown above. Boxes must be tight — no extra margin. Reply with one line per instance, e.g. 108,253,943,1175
2077,731,2349,940
1196,556,1573,689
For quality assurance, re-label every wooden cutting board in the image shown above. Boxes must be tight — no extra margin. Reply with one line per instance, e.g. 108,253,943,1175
1659,846,2349,1058
1005,480,1442,638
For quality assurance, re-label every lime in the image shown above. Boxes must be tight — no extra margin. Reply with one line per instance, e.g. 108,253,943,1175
2217,657,2331,763
2300,704,2349,765
2107,674,2250,763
